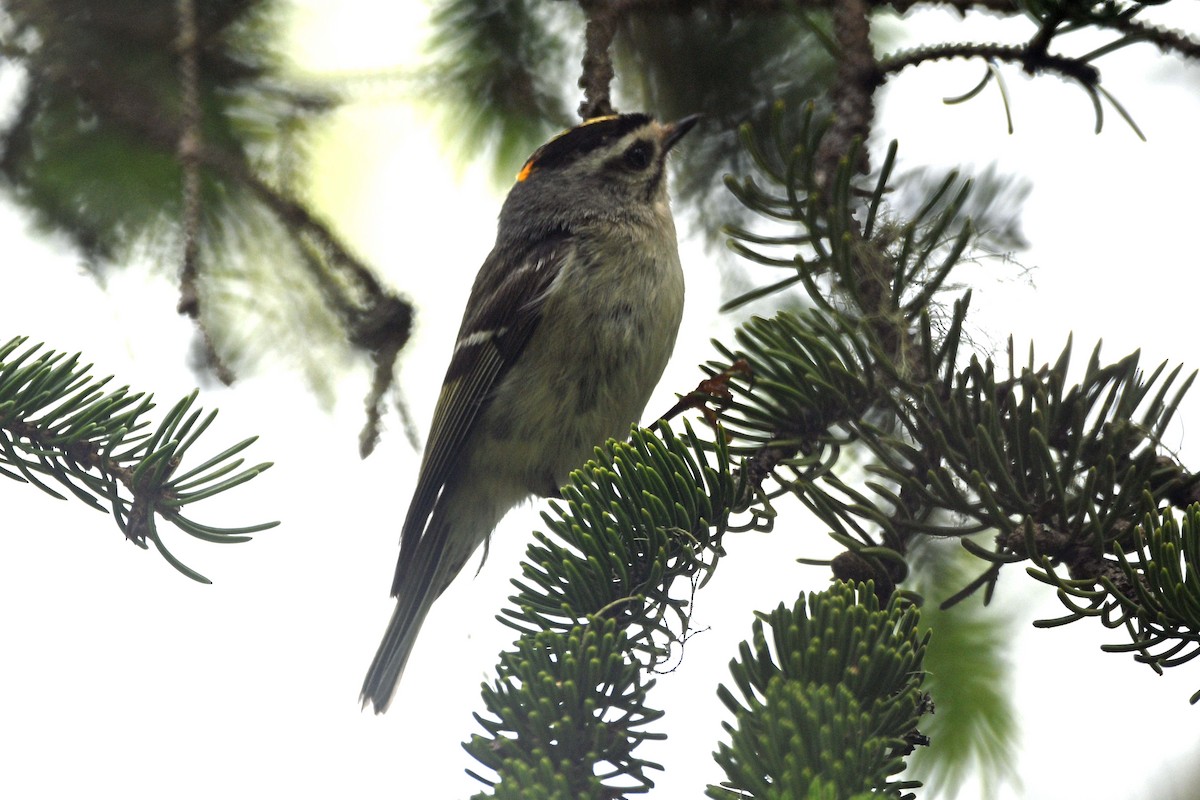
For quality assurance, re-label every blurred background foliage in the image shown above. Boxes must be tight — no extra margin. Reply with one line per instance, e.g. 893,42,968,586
1,1,318,262
425,0,843,233
0,0,410,431
905,535,1020,799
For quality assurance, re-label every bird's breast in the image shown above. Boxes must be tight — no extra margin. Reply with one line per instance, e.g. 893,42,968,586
481,227,685,494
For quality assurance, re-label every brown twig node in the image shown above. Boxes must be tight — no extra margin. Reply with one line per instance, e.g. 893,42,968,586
660,359,753,433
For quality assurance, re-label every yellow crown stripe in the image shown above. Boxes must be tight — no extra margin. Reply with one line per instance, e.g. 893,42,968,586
515,115,627,182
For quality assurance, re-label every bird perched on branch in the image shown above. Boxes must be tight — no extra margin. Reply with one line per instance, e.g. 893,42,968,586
362,112,699,712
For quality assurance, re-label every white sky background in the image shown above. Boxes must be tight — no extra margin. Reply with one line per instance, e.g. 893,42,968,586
2,2,1200,798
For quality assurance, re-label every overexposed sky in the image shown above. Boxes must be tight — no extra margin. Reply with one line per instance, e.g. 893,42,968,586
3,3,1200,799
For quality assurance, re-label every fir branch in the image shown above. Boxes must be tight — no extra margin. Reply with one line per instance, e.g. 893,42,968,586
710,581,930,799
469,422,737,794
466,621,666,797
719,111,977,577
0,337,276,583
500,423,736,667
707,301,1200,676
1110,502,1200,700
717,104,1200,687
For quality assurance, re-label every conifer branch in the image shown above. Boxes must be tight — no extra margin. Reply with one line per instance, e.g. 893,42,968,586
715,102,1200,694
467,422,737,794
0,337,276,583
711,583,930,799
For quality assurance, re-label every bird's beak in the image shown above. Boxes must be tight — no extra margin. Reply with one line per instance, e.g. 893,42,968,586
662,114,701,152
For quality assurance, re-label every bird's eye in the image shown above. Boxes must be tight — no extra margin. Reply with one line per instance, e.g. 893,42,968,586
623,142,653,170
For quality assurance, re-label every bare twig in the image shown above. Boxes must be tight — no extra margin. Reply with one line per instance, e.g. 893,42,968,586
878,41,1100,86
174,0,235,384
1102,13,1200,62
578,0,623,119
175,0,201,319
885,0,1019,13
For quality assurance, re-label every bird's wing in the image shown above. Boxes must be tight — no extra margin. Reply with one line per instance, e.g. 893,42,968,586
392,231,572,595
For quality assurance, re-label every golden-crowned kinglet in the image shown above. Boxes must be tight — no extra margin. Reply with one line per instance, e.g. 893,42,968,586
361,112,699,712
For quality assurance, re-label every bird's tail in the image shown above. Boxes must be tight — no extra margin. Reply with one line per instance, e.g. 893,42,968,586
361,472,519,713
359,579,438,713
362,487,487,714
